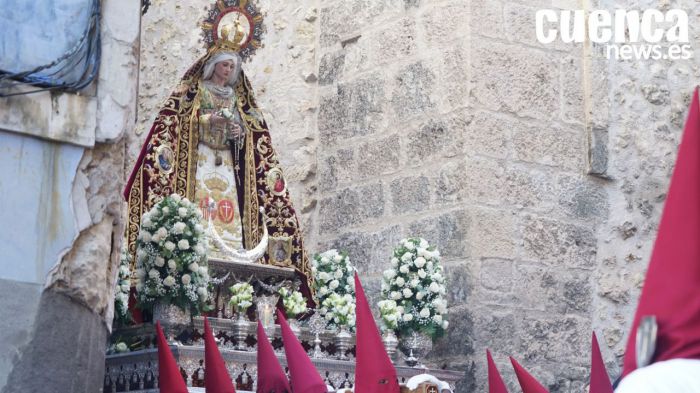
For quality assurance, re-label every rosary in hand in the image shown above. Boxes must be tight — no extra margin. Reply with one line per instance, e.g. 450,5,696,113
213,108,245,167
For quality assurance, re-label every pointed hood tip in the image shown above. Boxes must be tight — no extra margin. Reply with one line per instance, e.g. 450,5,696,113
354,273,400,392
510,357,549,393
155,321,189,393
279,309,326,393
257,321,292,393
590,332,614,393
204,316,237,392
486,350,509,393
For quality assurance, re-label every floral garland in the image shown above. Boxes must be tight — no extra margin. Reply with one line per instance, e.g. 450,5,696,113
381,238,449,340
134,193,212,314
312,249,355,329
278,287,308,319
114,246,132,324
228,282,254,314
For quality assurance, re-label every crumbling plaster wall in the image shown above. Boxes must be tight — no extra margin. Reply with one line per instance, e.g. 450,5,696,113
0,1,141,391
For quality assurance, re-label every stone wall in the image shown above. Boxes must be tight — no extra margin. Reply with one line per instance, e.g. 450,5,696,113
591,0,700,386
131,0,700,392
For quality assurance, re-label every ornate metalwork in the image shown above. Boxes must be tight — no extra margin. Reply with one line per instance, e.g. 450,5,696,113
105,343,463,392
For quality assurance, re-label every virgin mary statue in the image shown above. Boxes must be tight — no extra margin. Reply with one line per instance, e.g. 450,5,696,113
123,15,314,301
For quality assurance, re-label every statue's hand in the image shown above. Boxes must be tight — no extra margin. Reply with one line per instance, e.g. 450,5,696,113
230,123,243,138
210,114,227,128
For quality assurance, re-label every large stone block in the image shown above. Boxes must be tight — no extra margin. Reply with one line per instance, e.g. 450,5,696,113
319,0,404,47
467,207,517,259
342,37,371,77
512,123,585,171
390,175,430,214
318,50,345,86
0,90,96,147
479,258,515,292
503,2,578,53
318,183,385,233
357,135,401,179
318,148,355,192
516,313,590,367
472,309,518,356
471,41,559,120
560,55,585,125
429,306,474,358
470,0,503,39
430,43,470,112
2,290,108,393
444,261,475,305
513,264,593,315
405,113,469,163
556,175,609,220
370,18,417,67
521,214,597,269
418,1,469,47
466,111,510,159
318,73,386,146
464,157,506,206
319,2,357,47
433,160,468,205
0,279,42,389
406,210,470,258
321,225,402,275
390,61,436,120
504,165,556,211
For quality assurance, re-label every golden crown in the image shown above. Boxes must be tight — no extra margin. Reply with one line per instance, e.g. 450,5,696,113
201,0,264,60
212,20,247,53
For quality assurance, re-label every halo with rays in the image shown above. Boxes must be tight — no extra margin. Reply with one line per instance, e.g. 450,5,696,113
201,0,264,61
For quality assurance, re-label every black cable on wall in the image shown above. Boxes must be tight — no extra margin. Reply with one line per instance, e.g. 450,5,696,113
0,0,101,98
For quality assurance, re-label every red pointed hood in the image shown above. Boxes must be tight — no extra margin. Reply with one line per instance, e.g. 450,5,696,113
622,87,700,376
354,273,400,393
204,318,236,393
487,350,509,393
277,310,327,393
589,332,614,393
155,321,189,393
510,357,548,393
256,321,292,393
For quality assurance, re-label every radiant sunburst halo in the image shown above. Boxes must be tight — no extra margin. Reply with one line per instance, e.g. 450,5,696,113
201,0,264,61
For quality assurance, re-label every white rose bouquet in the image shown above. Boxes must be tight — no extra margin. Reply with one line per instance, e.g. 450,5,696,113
312,249,355,328
377,299,400,331
228,282,254,314
114,246,132,324
278,287,308,319
134,193,212,315
381,238,449,340
321,293,356,329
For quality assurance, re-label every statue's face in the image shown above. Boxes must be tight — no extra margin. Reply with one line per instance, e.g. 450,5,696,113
214,59,235,81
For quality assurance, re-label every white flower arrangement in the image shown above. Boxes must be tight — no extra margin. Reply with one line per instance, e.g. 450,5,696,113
278,287,308,319
320,293,356,329
312,249,356,329
134,193,212,315
381,238,449,340
114,246,132,324
107,341,131,354
228,282,254,314
377,299,401,331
